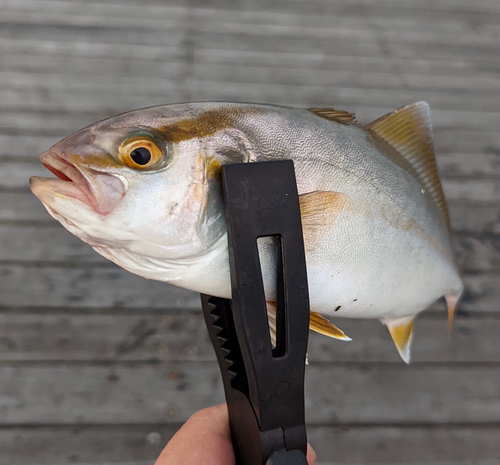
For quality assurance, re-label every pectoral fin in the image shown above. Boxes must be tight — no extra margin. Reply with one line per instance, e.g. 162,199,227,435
299,191,347,252
310,312,352,341
383,316,416,364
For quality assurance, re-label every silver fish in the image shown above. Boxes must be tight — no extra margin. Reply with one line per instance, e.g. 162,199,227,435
30,102,463,362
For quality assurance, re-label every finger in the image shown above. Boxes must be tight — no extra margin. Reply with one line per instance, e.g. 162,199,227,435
154,404,235,465
307,443,317,465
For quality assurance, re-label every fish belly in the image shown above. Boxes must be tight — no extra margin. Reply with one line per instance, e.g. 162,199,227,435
305,209,461,320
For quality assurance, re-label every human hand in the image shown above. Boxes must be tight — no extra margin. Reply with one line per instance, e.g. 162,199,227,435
154,404,317,465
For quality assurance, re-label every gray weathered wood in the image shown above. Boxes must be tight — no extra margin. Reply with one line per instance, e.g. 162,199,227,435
0,0,499,463
1,363,500,425
452,234,500,272
0,425,176,465
1,424,499,465
448,202,500,235
2,85,500,126
0,311,499,363
5,51,500,95
0,264,200,309
0,226,106,263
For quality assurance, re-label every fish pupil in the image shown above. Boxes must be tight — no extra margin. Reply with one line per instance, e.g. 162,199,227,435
130,147,151,165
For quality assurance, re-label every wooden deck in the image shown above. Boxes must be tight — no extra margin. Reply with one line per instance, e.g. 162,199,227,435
0,0,499,463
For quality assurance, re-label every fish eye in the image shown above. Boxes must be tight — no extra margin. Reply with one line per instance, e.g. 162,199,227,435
130,147,151,165
118,137,164,170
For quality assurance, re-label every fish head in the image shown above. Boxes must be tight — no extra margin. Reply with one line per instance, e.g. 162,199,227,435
29,104,251,277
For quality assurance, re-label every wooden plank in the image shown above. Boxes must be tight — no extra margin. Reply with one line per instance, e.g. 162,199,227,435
447,273,500,313
0,265,200,309
0,226,105,263
2,21,500,90
1,363,500,425
437,150,500,178
0,193,52,222
2,75,500,121
3,37,500,89
0,162,51,189
442,178,500,203
452,234,500,273
0,311,499,363
4,48,500,85
0,265,497,311
1,424,499,465
2,2,498,47
448,202,500,235
0,425,175,465
5,0,500,15
2,92,499,133
2,1,499,54
0,134,64,159
5,0,500,26
309,425,500,465
2,90,500,135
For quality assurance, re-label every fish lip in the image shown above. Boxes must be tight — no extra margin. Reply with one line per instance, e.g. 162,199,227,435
37,151,124,216
39,151,99,210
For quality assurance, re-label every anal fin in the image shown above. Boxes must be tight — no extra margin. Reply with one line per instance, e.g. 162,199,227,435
310,312,351,341
383,316,415,364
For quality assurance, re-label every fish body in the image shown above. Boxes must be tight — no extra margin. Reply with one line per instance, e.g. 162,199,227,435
30,102,463,362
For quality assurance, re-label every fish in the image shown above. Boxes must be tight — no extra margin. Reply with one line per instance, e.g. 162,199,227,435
30,101,463,363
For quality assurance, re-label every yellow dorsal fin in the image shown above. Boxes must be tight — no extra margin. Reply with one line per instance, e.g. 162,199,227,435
299,191,347,252
309,108,357,125
384,316,416,364
310,312,351,341
367,102,450,228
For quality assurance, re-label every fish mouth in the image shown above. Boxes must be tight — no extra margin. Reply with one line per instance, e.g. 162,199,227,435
30,151,125,216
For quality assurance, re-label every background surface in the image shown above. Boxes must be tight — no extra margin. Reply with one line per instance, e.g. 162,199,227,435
0,0,499,464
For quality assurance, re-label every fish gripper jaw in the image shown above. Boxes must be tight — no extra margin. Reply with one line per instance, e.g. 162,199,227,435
201,160,310,465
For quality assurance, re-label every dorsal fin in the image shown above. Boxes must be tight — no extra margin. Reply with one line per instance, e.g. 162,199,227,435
309,108,357,125
366,102,450,228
